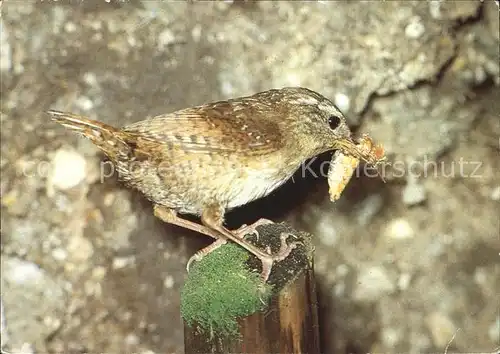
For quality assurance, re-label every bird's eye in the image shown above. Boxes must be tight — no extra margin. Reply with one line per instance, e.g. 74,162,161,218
328,115,341,130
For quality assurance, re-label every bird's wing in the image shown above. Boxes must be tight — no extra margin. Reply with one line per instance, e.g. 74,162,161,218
122,101,283,156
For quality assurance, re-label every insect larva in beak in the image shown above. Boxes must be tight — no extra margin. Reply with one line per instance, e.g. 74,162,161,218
328,150,360,201
328,135,384,202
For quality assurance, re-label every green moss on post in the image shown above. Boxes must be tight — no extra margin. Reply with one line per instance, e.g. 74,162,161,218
180,242,273,338
182,223,318,354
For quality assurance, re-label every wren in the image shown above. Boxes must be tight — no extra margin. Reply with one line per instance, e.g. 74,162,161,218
48,87,377,281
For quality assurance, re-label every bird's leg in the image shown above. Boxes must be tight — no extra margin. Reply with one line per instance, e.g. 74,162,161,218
154,205,300,280
154,205,269,272
154,205,231,271
201,205,301,282
154,205,221,240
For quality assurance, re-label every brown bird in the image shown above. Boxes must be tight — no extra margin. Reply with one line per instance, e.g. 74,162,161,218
48,87,374,281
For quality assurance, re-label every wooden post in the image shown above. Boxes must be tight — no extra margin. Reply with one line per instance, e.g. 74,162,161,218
183,223,320,354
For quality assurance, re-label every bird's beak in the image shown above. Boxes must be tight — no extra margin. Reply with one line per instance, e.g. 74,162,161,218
333,137,385,165
333,137,363,158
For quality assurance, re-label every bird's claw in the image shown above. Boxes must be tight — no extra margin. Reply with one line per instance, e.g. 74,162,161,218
259,232,302,281
234,218,274,241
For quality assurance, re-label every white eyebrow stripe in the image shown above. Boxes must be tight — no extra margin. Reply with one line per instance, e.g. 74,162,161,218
290,96,319,105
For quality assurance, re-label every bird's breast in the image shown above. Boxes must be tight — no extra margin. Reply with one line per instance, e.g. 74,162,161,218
223,160,299,210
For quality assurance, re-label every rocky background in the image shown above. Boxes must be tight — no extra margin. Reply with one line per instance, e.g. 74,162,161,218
1,1,499,353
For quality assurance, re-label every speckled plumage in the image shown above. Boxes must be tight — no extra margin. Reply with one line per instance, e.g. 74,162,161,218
49,87,356,214
48,87,371,281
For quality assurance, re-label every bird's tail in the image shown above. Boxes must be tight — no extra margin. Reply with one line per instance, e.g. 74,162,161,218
47,110,131,159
